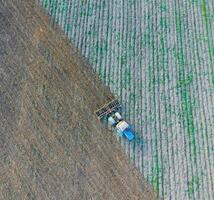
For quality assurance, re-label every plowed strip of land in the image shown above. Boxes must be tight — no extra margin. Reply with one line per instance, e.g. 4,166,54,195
0,1,157,199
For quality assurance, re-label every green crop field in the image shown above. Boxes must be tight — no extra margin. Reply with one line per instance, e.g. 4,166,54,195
37,0,214,199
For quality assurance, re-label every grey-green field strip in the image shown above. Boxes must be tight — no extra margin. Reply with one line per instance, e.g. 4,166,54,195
36,0,214,199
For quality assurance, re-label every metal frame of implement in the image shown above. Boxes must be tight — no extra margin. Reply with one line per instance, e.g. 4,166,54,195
95,99,121,120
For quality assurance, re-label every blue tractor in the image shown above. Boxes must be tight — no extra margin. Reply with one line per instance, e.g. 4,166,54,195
95,99,135,141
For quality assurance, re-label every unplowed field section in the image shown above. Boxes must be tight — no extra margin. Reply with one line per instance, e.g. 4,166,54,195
38,0,214,199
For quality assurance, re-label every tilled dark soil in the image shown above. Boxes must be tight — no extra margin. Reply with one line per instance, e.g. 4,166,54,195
0,1,157,199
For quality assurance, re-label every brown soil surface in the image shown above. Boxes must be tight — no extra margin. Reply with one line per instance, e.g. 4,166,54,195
0,1,157,199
